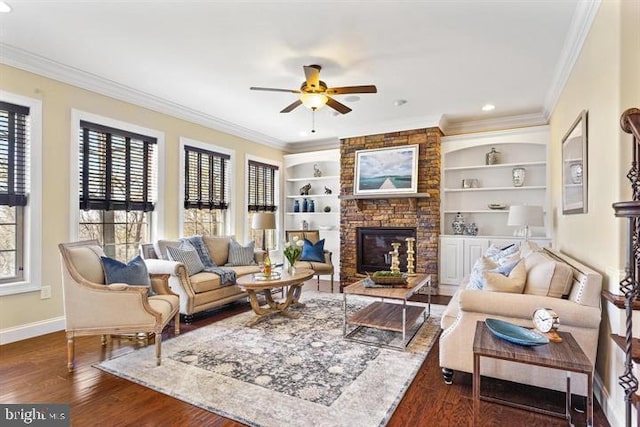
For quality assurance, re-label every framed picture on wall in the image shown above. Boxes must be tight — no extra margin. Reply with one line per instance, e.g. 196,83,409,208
354,145,419,195
562,110,588,214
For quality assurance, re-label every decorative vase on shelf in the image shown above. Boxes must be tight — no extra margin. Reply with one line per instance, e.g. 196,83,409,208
464,223,478,236
486,147,500,165
309,200,315,212
324,206,331,212
512,167,526,187
293,200,300,212
570,162,583,184
452,212,465,235
302,198,308,212
313,164,322,177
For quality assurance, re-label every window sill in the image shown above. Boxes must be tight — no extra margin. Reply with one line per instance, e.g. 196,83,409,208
0,281,40,297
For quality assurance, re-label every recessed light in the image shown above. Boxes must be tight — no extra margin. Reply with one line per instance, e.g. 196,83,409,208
394,99,407,107
482,104,495,111
0,2,11,13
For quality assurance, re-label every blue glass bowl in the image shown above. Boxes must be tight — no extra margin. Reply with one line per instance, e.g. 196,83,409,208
485,318,549,346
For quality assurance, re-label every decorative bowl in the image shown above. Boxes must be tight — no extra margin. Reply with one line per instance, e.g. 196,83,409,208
485,318,549,346
488,204,507,210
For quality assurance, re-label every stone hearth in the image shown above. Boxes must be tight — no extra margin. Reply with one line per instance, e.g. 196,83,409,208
339,127,442,290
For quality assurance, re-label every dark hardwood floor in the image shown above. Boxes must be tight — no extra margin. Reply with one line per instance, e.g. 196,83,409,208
0,280,610,426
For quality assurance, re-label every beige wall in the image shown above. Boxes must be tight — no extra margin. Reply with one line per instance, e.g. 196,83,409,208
549,0,639,424
0,64,284,331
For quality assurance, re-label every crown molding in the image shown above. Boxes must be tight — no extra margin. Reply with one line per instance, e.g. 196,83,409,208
440,112,548,136
543,0,602,119
285,138,340,153
0,43,287,150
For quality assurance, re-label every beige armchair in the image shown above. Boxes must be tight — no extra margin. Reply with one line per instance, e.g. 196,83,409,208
59,240,180,372
285,230,334,292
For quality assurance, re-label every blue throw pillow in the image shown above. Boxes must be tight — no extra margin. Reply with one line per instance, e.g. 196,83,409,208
100,255,155,296
300,238,325,263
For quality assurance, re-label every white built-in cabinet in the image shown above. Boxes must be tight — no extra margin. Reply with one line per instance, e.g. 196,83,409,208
439,126,552,294
283,149,340,279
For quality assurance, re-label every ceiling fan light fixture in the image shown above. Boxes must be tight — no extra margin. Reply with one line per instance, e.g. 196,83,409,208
300,93,328,110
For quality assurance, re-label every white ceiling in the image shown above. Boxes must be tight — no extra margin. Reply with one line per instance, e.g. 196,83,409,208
0,0,599,150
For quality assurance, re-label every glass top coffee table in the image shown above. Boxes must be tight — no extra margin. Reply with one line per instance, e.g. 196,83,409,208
237,268,315,326
342,274,431,351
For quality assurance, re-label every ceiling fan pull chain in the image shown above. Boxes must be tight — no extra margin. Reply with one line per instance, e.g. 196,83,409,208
311,107,316,133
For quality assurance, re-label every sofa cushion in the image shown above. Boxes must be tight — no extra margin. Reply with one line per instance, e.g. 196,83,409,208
189,271,222,293
155,239,181,260
167,244,205,276
524,251,573,297
227,239,257,266
295,260,332,274
203,235,232,266
229,265,261,276
300,238,326,263
482,259,526,293
467,257,498,290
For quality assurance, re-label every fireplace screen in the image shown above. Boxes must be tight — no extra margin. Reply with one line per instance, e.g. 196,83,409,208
356,227,416,273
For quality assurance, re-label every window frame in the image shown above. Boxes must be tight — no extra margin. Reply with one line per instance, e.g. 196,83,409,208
179,137,234,236
0,91,42,296
70,110,165,244
245,154,281,249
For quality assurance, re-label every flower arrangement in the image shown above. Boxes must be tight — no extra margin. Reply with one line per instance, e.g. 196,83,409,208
284,236,304,268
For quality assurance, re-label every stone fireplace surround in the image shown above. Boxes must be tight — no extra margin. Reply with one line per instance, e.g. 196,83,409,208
339,127,442,291
356,227,416,273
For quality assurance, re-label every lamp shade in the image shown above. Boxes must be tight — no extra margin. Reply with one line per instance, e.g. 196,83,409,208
507,205,544,227
251,212,276,230
300,93,328,110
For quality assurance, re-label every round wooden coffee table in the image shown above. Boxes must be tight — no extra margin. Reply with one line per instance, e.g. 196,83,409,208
236,268,315,326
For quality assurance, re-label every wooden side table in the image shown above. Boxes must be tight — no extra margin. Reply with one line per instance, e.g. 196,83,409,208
472,321,593,426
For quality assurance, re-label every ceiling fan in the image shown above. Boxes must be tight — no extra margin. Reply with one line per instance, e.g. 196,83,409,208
250,65,377,115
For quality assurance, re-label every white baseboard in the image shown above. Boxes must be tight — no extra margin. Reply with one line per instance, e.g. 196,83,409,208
594,370,621,427
0,316,65,345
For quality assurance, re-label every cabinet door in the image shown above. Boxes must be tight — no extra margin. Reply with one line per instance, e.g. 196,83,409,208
439,238,464,285
463,239,489,276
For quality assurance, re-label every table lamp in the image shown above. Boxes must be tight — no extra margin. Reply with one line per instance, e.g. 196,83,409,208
251,212,276,251
507,205,544,241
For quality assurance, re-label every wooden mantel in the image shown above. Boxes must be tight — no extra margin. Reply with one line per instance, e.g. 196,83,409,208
339,192,430,210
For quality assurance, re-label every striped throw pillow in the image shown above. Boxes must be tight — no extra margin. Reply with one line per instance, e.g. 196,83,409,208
227,239,256,266
167,244,205,276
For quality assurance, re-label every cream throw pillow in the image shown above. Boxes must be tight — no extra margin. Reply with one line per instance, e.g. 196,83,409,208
482,260,526,293
523,251,573,297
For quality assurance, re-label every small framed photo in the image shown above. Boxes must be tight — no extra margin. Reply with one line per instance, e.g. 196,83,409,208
354,145,419,195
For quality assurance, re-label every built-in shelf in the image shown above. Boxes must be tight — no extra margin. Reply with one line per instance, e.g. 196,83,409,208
286,212,339,215
443,210,509,214
286,194,334,199
443,161,546,171
444,186,546,192
285,175,340,182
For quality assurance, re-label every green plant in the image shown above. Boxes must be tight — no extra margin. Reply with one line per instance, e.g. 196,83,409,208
284,236,304,266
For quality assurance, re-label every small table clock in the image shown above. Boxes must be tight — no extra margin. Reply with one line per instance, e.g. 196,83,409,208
532,307,562,343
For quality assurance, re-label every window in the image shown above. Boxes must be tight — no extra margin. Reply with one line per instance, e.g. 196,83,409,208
247,160,279,250
0,101,29,283
182,145,230,236
78,121,157,261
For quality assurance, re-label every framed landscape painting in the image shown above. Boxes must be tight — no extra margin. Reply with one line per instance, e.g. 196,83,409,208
354,145,419,195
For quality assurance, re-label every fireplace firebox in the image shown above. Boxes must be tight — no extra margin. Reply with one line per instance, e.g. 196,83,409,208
356,227,417,273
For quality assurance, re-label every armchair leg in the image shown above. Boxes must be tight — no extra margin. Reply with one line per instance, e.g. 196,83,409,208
155,335,161,366
66,332,75,372
174,312,180,335
442,368,454,385
317,275,320,291
330,275,334,293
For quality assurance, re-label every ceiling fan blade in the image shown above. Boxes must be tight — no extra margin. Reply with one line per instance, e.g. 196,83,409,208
326,85,378,95
280,99,302,113
326,96,352,114
303,65,321,90
250,86,301,94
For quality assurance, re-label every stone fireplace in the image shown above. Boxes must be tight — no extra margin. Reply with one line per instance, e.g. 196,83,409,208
339,127,442,290
356,227,416,273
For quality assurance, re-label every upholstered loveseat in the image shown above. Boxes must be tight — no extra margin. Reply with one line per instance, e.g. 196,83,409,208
439,246,602,396
140,236,264,320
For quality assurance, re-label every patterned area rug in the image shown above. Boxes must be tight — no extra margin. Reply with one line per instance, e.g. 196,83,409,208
97,291,443,427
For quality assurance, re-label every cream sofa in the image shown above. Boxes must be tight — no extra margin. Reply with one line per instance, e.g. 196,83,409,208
140,236,264,321
439,247,602,395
